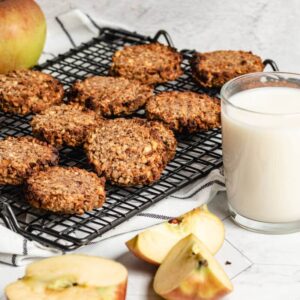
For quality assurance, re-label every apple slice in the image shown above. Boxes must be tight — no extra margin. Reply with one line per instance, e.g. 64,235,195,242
126,205,224,265
153,234,233,300
5,254,128,300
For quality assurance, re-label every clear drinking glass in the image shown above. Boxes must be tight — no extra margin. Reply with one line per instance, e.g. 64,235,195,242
221,72,300,234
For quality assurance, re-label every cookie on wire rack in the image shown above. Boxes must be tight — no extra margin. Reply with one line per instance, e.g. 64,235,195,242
146,91,221,133
0,136,59,185
149,120,177,162
84,118,176,186
69,76,153,117
190,50,264,88
31,103,102,147
26,166,106,215
0,69,64,115
111,43,183,85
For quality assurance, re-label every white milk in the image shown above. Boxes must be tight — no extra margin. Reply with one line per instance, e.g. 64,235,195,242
222,87,300,223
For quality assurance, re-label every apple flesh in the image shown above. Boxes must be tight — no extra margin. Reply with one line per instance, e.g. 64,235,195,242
153,234,233,300
0,0,46,73
5,254,128,300
126,205,224,265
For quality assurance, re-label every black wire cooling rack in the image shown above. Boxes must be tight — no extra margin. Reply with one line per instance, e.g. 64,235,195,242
0,27,278,251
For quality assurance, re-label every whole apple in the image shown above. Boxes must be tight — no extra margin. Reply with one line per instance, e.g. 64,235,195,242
0,0,46,73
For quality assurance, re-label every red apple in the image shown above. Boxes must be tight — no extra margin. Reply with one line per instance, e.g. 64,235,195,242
5,254,128,300
0,0,46,73
153,234,233,300
126,205,225,265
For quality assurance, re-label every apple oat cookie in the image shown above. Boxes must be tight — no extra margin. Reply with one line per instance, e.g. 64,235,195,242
111,43,183,85
149,121,177,162
0,136,58,185
69,76,153,117
31,103,102,147
26,166,106,214
0,69,64,115
191,50,264,88
84,118,172,186
146,91,221,133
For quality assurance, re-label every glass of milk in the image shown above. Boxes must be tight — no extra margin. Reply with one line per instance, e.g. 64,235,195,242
221,72,300,233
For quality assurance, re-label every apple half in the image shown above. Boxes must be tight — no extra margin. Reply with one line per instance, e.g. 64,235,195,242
5,254,128,300
126,205,224,265
154,234,233,300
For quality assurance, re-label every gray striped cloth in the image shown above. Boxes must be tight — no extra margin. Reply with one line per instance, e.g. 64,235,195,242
0,9,225,266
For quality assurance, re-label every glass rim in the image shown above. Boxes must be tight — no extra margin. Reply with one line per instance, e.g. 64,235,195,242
220,71,300,116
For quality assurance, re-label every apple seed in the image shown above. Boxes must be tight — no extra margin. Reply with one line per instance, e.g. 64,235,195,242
198,259,208,268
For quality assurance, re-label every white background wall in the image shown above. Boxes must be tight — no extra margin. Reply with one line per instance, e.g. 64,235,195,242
37,0,300,72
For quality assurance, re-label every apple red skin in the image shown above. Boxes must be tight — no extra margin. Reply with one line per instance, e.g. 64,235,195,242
0,0,46,73
163,286,231,300
116,280,128,300
159,272,232,300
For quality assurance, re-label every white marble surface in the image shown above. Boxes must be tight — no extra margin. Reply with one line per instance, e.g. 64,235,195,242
37,0,300,72
1,1,300,299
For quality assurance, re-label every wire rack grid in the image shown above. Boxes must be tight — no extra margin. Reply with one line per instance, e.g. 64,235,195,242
0,27,278,250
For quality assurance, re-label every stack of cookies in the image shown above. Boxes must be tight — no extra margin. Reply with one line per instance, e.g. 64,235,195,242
0,41,264,215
